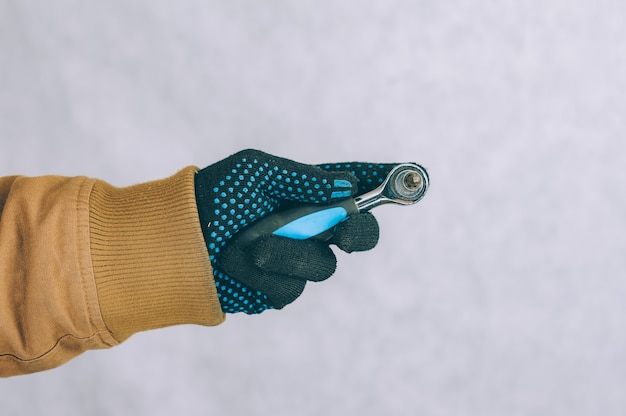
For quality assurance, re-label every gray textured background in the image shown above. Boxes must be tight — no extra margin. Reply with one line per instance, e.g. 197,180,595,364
1,1,625,415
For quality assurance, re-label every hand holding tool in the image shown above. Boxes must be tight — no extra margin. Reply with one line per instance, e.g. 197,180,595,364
195,150,429,313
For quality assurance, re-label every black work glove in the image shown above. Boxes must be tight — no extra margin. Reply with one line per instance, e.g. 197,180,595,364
194,149,394,313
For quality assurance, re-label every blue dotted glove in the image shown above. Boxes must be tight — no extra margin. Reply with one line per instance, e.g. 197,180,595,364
194,149,395,314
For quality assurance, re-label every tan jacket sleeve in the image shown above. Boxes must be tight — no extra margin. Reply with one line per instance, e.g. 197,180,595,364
0,167,225,377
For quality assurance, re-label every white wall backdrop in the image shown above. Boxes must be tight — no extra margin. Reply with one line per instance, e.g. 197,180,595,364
1,1,626,415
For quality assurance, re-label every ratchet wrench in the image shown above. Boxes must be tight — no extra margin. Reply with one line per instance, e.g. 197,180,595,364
232,163,429,245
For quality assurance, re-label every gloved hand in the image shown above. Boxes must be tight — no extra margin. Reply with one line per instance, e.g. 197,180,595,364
194,149,394,314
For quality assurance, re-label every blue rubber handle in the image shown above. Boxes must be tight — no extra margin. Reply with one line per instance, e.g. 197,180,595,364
233,198,359,245
273,206,350,240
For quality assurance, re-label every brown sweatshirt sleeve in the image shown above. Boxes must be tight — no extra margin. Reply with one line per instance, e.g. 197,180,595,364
0,167,225,377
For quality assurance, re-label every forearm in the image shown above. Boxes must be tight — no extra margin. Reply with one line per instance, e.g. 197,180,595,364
0,174,114,376
0,168,224,377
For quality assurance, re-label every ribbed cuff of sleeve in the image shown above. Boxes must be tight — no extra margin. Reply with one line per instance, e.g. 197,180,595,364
89,166,225,342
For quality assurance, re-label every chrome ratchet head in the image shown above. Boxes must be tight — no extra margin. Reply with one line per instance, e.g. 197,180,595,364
354,163,429,212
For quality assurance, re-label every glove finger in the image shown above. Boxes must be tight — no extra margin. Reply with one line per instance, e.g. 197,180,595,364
332,212,380,253
240,270,306,310
264,274,307,310
318,162,398,195
251,235,337,282
218,240,307,309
